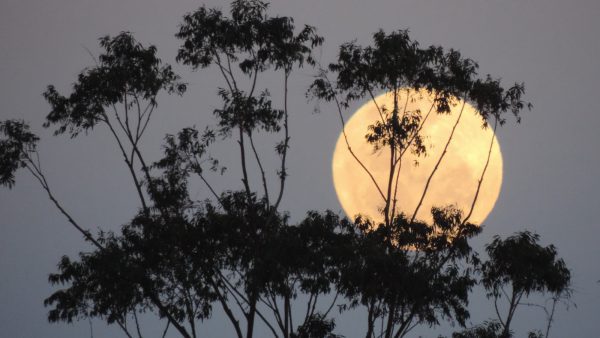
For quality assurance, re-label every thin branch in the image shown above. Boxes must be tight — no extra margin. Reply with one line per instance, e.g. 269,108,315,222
323,291,339,318
81,44,99,65
398,98,437,159
182,287,197,338
269,294,286,334
197,170,225,208
255,303,281,338
287,295,294,338
259,293,285,335
366,87,387,126
545,297,558,338
303,293,314,326
249,132,270,205
214,54,235,93
88,318,94,338
225,53,239,91
501,286,511,304
111,104,130,141
24,162,103,250
134,94,143,141
462,117,497,224
116,319,134,338
400,320,420,338
109,107,153,189
147,293,193,338
123,93,134,140
382,89,400,226
258,294,277,312
101,113,148,211
138,104,155,140
22,150,191,338
219,271,277,338
210,278,243,338
384,301,396,338
219,272,250,316
393,305,417,338
411,98,467,223
493,296,505,328
132,311,143,338
238,128,253,200
274,72,290,210
332,86,386,202
390,155,402,220
161,321,170,338
248,50,260,98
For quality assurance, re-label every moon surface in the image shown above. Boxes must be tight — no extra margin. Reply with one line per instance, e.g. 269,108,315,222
332,90,503,225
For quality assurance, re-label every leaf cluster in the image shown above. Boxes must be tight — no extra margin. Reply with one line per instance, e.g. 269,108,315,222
451,320,506,338
0,120,39,188
43,32,185,137
309,29,531,162
0,2,567,338
337,207,481,332
215,88,283,135
176,0,322,72
175,0,322,139
482,231,571,299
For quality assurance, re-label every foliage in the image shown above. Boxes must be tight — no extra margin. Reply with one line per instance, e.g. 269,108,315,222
483,232,571,298
451,320,506,338
308,24,531,338
481,231,571,337
43,32,185,138
336,208,481,338
293,314,343,338
309,28,530,236
0,120,39,188
0,1,570,338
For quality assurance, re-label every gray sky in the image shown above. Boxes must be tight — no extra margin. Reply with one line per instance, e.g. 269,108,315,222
1,0,600,337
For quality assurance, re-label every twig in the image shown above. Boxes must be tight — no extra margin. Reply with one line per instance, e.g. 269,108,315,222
411,98,466,223
463,117,497,224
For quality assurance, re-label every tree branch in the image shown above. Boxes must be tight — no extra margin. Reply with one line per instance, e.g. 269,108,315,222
274,72,290,210
462,117,497,224
248,132,270,205
411,98,466,223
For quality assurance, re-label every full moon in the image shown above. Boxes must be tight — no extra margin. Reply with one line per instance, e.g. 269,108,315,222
332,90,503,225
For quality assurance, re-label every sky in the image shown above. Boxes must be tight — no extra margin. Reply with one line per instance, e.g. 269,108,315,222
1,0,600,337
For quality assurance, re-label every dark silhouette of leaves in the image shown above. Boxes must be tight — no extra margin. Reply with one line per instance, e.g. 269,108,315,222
0,120,39,188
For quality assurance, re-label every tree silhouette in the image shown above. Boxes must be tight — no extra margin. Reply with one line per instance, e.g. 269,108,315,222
309,28,531,338
0,1,570,338
449,232,571,338
451,320,505,338
481,231,571,338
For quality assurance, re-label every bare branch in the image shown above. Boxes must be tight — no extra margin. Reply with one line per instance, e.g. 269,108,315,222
274,73,290,210
332,87,386,202
132,311,143,338
249,132,270,205
462,117,498,224
411,98,467,223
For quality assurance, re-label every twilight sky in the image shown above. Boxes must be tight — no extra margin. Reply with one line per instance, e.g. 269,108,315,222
1,0,600,337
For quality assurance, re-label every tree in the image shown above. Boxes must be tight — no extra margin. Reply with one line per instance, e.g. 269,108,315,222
0,1,569,338
481,231,571,338
451,320,505,338
308,28,529,338
334,209,480,338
